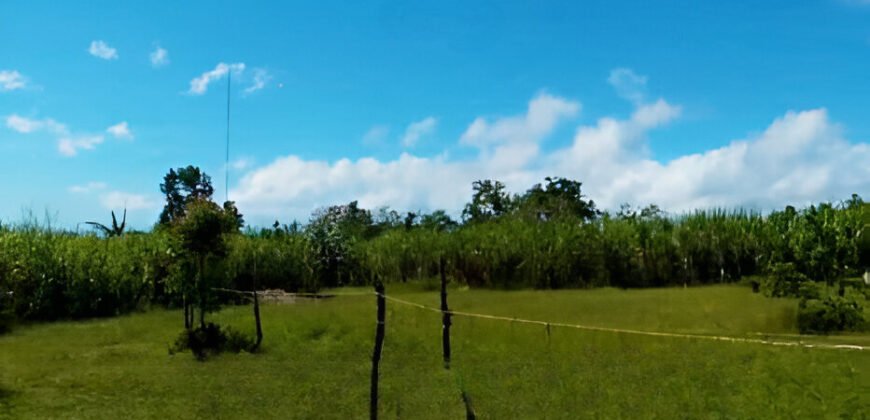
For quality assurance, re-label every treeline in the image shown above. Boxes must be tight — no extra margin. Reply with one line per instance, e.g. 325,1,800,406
0,169,868,328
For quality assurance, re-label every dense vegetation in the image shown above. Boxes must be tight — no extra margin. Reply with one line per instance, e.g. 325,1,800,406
0,168,867,333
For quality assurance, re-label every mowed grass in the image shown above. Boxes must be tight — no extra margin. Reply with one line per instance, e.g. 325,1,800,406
1,284,868,419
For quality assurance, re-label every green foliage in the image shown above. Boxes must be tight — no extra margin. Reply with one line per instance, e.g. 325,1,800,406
158,165,216,225
797,287,866,334
516,176,599,221
85,209,127,237
305,201,374,287
762,263,811,298
462,179,515,223
172,198,242,327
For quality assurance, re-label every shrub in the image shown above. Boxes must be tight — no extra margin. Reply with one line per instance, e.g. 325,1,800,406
797,289,865,334
762,263,811,297
170,322,256,360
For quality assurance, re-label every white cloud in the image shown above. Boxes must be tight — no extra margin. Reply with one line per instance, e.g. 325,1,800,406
188,62,245,95
233,93,581,219
106,121,133,139
401,117,437,147
362,125,390,145
58,135,104,157
243,69,270,94
5,114,68,135
88,40,118,60
0,70,26,91
68,182,108,194
460,92,580,148
149,46,169,68
608,68,648,104
68,183,156,211
230,74,870,223
99,191,157,211
6,114,131,156
230,157,254,171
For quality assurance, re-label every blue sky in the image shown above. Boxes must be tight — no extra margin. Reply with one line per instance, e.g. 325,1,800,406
2,0,869,229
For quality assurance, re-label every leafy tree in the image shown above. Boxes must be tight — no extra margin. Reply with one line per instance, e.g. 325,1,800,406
462,180,514,223
222,200,245,231
159,166,216,225
518,177,599,221
174,198,239,329
420,210,458,232
307,201,374,286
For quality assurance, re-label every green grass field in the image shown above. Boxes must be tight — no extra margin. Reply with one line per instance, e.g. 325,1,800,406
1,284,868,419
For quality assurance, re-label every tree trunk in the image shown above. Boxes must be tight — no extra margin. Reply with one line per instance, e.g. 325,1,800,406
198,254,206,329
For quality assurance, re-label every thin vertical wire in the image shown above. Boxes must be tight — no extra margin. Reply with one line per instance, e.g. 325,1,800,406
225,70,231,203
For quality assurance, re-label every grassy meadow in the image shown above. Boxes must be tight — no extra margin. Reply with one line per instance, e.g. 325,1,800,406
1,284,867,419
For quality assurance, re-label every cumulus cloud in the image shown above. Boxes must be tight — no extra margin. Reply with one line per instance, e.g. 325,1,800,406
244,69,270,94
608,68,648,104
106,121,133,139
88,40,118,60
0,70,27,91
233,92,580,219
231,73,870,224
401,117,437,147
188,62,245,95
68,182,108,194
99,191,157,211
58,135,105,157
5,114,67,134
150,46,169,67
460,92,580,148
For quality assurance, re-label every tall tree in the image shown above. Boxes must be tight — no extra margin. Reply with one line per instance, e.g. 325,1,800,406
518,177,599,222
159,166,216,225
462,180,514,223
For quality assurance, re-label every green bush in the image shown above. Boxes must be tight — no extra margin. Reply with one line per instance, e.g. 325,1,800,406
797,288,865,334
170,322,255,360
762,263,811,298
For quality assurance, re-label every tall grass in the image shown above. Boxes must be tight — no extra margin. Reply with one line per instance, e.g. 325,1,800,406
0,198,866,323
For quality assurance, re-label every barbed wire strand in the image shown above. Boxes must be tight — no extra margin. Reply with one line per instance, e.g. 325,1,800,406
212,287,867,351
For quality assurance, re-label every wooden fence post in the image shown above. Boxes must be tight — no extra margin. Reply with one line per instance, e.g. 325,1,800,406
440,256,452,369
251,258,263,351
370,280,386,420
252,290,263,350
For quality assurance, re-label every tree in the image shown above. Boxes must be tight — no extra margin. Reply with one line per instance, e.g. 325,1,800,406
307,201,374,286
462,180,514,223
159,166,216,225
517,177,599,221
174,198,239,329
420,210,458,232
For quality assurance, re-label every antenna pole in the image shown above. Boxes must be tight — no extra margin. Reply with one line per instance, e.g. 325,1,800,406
225,70,231,203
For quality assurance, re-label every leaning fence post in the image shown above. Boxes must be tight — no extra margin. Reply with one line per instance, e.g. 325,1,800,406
370,280,386,420
252,289,263,350
251,258,263,351
440,256,452,369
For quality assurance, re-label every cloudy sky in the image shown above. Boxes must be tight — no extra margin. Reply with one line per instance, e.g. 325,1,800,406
2,0,869,229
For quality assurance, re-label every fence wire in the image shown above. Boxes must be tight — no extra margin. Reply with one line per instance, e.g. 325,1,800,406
213,287,868,351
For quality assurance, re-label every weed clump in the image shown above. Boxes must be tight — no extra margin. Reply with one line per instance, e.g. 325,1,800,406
170,323,256,360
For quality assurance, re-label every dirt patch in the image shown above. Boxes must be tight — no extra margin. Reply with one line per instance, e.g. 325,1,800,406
255,290,335,304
